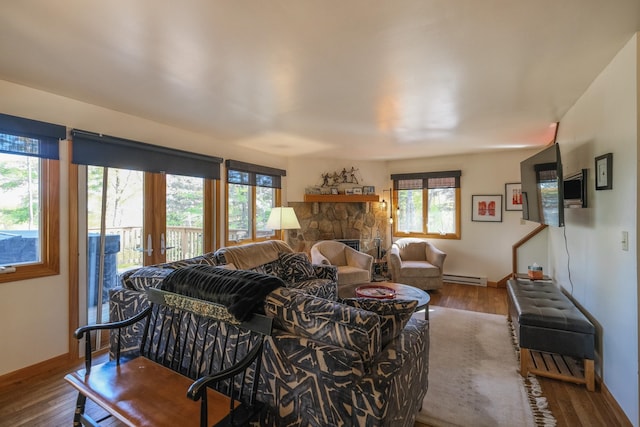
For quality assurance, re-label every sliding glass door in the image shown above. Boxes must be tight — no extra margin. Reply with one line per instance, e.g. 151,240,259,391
85,166,144,330
165,174,204,262
80,168,208,350
71,130,222,353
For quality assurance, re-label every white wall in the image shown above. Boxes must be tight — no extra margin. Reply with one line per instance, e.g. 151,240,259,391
516,228,549,274
286,158,390,204
553,34,638,425
0,80,285,376
1,34,638,424
288,150,545,283
0,81,288,170
387,150,541,282
0,79,547,375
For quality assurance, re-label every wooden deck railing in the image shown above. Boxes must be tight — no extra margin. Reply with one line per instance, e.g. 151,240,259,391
89,226,204,269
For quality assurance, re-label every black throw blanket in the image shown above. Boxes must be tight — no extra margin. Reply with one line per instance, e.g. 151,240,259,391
161,265,284,321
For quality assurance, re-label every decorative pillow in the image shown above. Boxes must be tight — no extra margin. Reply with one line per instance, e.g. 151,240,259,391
341,298,418,347
278,252,316,283
251,259,281,277
125,266,174,291
161,265,284,321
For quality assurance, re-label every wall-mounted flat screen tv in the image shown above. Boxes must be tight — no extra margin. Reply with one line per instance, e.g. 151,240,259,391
520,144,564,227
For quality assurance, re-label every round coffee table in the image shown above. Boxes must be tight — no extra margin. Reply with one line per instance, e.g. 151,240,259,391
339,282,431,320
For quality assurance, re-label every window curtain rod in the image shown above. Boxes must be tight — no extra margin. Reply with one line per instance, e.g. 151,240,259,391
0,113,66,160
390,170,461,181
71,129,223,180
225,159,286,177
391,170,461,189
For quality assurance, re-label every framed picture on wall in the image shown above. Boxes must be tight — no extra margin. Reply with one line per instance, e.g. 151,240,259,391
595,153,613,190
505,183,523,211
471,195,503,222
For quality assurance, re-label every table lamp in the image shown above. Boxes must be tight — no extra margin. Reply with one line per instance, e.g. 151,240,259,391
266,207,301,230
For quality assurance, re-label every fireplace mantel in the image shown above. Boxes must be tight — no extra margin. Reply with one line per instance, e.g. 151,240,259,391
303,194,379,203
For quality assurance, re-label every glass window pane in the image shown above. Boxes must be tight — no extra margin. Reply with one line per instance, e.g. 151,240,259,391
427,176,457,188
256,186,276,238
87,166,144,273
87,166,143,325
256,174,274,188
397,188,424,233
397,178,422,190
228,183,250,241
0,134,41,157
166,174,204,261
427,188,456,234
0,152,41,266
228,170,250,185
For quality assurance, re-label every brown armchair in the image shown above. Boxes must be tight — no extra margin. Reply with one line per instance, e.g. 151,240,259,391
310,240,373,286
388,238,446,290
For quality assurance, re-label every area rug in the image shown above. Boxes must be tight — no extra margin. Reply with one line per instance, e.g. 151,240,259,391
415,306,556,427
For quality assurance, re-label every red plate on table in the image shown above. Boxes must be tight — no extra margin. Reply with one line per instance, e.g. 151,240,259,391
355,285,396,299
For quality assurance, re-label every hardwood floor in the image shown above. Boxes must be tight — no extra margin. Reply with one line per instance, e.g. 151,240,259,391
0,350,123,427
419,283,629,427
0,283,628,426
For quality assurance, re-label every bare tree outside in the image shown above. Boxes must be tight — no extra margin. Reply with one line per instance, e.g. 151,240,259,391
87,166,143,229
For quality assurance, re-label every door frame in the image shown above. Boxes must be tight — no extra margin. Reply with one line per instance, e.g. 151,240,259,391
69,162,221,358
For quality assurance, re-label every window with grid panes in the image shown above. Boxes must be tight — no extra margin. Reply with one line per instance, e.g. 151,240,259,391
225,160,284,244
0,113,65,282
392,170,461,239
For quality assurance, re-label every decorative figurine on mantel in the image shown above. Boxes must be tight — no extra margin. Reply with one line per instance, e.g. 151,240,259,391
321,172,331,187
306,167,371,195
320,167,361,187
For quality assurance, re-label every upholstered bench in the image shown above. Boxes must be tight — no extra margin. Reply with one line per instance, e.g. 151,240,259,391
507,278,595,391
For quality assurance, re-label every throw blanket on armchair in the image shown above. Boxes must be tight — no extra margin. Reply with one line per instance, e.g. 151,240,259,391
161,265,284,321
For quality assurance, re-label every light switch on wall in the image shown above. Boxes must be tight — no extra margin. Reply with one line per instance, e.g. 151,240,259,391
622,231,629,251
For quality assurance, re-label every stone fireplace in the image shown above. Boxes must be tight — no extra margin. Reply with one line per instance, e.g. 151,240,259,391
284,201,391,258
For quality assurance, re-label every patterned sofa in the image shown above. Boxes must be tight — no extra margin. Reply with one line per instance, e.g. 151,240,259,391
108,240,430,426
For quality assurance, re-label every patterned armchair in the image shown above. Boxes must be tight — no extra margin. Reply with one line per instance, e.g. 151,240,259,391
260,287,429,426
108,241,429,426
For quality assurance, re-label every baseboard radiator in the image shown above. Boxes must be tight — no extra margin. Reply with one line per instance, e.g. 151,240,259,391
443,274,488,286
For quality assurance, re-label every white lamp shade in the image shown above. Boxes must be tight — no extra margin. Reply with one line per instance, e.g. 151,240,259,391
266,207,301,230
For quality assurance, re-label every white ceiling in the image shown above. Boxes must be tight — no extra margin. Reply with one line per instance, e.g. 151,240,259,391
0,1,638,160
